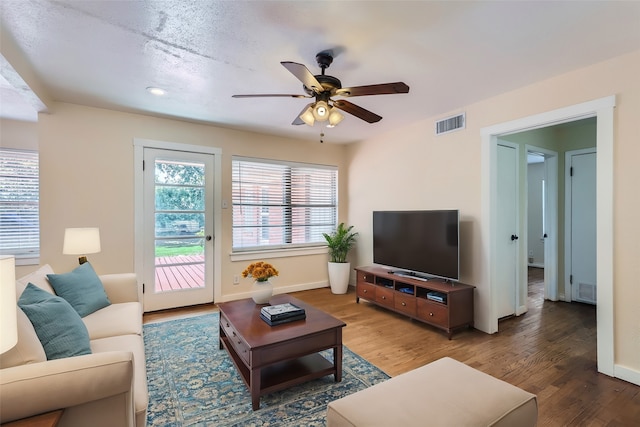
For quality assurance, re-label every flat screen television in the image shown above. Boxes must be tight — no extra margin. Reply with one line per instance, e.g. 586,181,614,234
373,210,459,282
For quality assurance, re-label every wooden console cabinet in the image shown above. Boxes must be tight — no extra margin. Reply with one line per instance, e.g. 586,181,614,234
355,266,475,339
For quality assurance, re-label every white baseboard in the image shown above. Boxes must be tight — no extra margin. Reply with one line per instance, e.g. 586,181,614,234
614,364,640,386
276,281,329,294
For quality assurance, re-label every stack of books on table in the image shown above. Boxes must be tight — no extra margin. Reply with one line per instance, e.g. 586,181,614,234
260,303,306,326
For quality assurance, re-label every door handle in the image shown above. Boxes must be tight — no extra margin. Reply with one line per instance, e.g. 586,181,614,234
543,233,548,238
206,235,212,241
511,234,519,241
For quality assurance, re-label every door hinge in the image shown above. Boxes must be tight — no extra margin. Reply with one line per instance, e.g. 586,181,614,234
142,160,145,171
142,283,145,293
569,275,573,285
570,166,573,177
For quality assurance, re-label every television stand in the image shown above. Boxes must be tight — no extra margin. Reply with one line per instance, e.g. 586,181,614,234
355,266,475,339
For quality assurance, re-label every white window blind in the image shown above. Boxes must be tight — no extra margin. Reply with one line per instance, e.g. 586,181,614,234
232,157,337,251
0,148,40,261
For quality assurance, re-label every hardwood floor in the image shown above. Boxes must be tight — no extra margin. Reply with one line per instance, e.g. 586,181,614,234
143,267,640,425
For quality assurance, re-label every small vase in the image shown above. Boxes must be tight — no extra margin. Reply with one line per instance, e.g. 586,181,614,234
252,279,273,304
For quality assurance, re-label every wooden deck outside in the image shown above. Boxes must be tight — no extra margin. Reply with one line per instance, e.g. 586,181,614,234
155,255,205,292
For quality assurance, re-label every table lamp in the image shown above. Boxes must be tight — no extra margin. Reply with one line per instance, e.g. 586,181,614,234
0,255,17,354
63,227,101,264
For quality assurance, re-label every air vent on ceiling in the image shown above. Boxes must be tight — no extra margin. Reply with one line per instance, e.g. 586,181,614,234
435,113,465,135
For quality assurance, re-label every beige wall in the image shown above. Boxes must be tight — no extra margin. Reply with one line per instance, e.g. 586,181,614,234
19,103,348,297
347,50,640,373
1,119,38,151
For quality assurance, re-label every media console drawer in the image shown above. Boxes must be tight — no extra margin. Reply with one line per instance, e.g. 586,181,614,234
356,282,376,300
375,287,394,308
417,299,447,328
355,266,475,339
394,293,416,316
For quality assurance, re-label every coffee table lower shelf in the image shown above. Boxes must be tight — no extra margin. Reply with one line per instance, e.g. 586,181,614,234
220,335,337,407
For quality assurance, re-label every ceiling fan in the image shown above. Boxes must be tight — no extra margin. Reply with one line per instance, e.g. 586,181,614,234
232,50,410,127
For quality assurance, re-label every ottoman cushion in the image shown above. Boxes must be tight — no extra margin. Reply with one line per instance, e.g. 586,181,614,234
327,357,537,427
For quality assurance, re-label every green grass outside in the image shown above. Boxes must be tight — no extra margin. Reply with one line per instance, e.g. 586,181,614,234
155,246,204,257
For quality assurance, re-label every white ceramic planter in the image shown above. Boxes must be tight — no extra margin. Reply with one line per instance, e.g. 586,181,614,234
328,262,351,294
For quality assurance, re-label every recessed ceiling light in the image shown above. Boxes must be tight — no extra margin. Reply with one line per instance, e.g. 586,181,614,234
146,87,166,96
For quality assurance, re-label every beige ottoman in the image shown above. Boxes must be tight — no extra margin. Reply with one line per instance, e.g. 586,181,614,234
327,357,537,427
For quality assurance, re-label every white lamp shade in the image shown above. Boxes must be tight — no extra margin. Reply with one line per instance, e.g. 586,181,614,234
328,109,344,127
0,255,17,353
63,227,101,255
299,105,315,126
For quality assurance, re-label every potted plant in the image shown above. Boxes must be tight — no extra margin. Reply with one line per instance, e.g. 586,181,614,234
323,223,358,294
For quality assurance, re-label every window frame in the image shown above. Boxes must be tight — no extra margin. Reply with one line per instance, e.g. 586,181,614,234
231,156,338,254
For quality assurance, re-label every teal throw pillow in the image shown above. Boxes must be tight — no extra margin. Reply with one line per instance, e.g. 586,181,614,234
18,283,92,360
47,262,111,317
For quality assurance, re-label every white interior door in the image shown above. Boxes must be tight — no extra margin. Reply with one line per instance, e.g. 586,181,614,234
542,151,559,301
143,148,215,311
496,143,519,318
568,149,597,304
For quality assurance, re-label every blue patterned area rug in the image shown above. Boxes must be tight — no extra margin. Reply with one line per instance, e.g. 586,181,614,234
144,313,389,426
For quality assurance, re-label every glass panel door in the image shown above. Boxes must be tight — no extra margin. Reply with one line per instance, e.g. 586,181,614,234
143,148,214,311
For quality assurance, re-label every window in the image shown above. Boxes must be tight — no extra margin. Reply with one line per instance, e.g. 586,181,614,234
232,157,337,251
0,148,39,263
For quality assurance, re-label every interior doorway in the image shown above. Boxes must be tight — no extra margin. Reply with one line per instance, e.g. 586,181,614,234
527,153,545,269
526,152,547,306
526,146,559,302
497,123,592,310
480,95,615,377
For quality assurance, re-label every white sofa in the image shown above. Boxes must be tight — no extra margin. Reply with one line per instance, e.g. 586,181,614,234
0,265,148,427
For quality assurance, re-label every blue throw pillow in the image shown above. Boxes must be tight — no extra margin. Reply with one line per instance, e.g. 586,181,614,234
47,262,111,317
18,283,92,360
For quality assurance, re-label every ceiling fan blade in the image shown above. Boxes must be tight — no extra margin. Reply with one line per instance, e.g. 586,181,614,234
232,94,310,98
336,82,410,97
332,100,382,123
292,103,314,125
281,61,324,93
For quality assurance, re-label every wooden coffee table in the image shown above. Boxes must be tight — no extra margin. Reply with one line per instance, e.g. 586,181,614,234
218,294,346,410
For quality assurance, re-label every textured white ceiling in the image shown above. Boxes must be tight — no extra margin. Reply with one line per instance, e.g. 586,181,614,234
1,1,639,143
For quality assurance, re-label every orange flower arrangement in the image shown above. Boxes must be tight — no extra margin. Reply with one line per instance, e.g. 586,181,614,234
242,261,279,282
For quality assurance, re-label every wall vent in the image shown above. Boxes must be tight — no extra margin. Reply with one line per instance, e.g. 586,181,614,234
435,113,465,135
577,282,596,304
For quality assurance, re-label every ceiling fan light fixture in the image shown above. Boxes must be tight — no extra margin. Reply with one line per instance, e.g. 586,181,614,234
312,101,330,121
327,109,344,127
299,105,315,126
233,52,410,127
